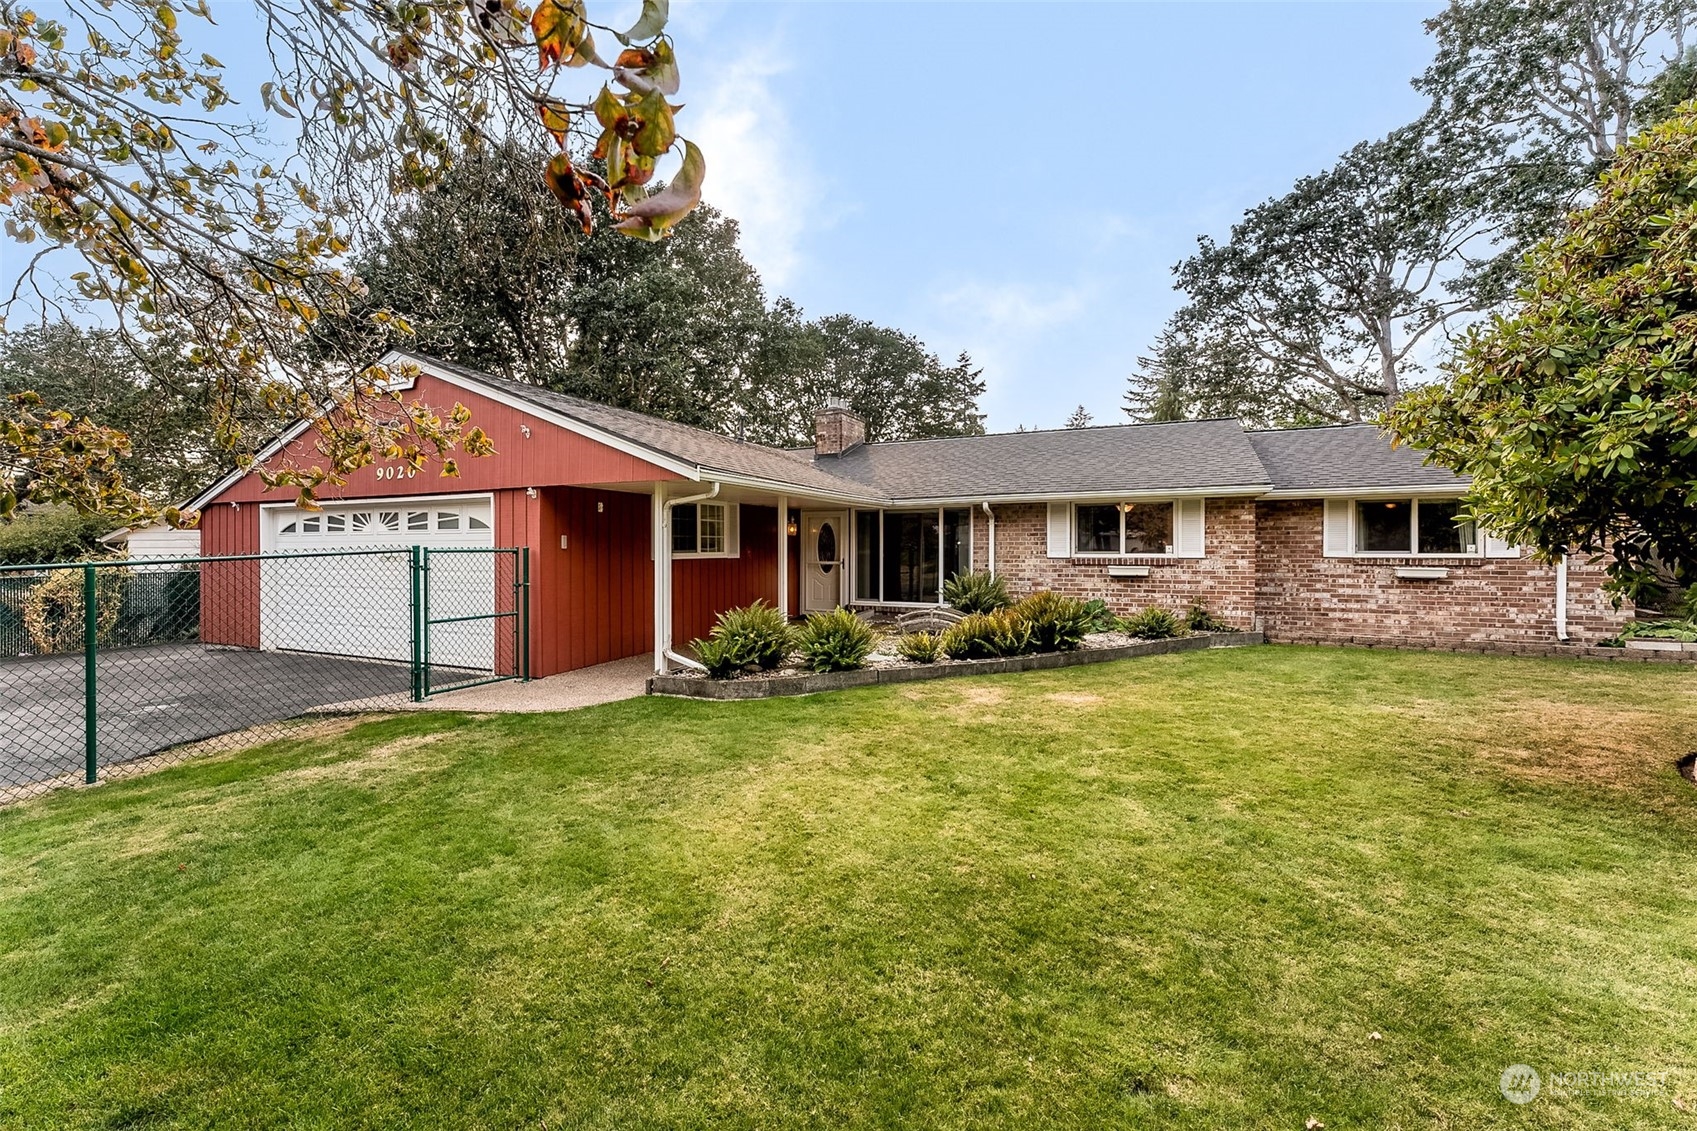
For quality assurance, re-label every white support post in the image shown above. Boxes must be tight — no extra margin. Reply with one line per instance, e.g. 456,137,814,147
776,493,789,619
652,484,667,674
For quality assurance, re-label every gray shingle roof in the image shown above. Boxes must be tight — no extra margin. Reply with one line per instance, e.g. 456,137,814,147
812,419,1272,501
1247,425,1466,493
408,353,1462,501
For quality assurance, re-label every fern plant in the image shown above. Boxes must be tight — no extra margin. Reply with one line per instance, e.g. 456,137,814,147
689,599,792,678
943,570,1012,614
1011,591,1092,652
1120,606,1186,640
1183,601,1228,633
940,609,1032,659
896,631,942,663
793,608,877,673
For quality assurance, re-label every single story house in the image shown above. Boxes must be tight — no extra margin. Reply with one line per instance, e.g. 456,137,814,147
188,351,1630,676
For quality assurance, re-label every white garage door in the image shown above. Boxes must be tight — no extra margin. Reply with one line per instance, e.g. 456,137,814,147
260,497,497,668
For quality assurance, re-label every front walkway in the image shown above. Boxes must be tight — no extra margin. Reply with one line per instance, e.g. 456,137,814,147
398,655,652,713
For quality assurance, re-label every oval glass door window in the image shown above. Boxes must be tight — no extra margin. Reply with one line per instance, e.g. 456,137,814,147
817,521,837,573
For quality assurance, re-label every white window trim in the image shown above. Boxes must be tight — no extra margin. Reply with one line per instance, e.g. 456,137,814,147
671,500,740,559
1070,501,1179,559
847,506,974,607
1327,496,1492,559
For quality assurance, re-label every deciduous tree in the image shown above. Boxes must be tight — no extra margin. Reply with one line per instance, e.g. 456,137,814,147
1,0,706,521
1158,125,1524,423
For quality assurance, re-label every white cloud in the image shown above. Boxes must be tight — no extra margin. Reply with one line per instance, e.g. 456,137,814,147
686,37,820,289
921,277,1098,428
932,279,1091,332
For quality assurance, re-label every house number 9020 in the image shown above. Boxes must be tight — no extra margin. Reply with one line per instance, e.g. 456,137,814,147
374,465,419,481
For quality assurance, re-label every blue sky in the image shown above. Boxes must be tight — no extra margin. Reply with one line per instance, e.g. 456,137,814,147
674,0,1445,428
5,1,1447,430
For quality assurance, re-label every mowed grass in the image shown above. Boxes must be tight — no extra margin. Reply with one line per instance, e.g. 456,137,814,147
3,647,1697,1129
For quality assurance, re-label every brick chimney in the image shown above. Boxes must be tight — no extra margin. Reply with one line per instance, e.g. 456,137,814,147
814,397,866,457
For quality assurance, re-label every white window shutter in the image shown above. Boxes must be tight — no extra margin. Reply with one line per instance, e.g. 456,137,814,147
1322,499,1353,557
1483,529,1518,558
1175,499,1205,557
726,503,741,557
1046,503,1072,558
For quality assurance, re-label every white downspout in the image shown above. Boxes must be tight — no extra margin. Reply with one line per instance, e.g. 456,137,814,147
656,481,721,673
1555,553,1569,641
981,501,996,575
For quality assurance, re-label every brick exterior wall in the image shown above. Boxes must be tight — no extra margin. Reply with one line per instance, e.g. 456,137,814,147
1251,500,1630,647
960,497,1632,649
974,500,1261,628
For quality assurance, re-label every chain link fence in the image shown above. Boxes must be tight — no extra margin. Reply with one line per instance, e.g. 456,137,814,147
0,546,527,803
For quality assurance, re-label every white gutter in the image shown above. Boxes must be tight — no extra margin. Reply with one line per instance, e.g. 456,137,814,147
1555,553,1569,641
981,501,996,575
655,481,721,673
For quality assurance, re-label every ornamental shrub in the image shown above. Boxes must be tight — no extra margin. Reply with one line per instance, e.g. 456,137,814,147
793,608,877,673
1011,590,1092,652
1619,619,1697,642
1081,598,1117,633
940,609,1032,659
689,599,792,678
943,570,1012,614
1184,601,1229,633
1120,605,1186,640
896,631,942,663
22,566,126,653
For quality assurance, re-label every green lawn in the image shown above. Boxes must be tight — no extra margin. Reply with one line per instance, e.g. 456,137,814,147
3,647,1696,1129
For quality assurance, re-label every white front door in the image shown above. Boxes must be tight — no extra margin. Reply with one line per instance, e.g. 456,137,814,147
801,511,846,612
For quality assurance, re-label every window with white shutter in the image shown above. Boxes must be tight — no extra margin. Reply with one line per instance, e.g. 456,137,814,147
1175,499,1205,557
1322,499,1353,557
1046,502,1072,558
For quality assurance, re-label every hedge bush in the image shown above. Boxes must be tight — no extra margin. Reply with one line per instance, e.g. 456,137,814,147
793,608,877,673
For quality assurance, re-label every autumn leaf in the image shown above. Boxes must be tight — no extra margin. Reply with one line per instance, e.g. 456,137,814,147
616,0,669,45
594,84,631,133
630,87,677,157
531,0,586,69
613,137,703,240
645,38,680,95
537,100,571,148
471,0,529,46
542,152,594,234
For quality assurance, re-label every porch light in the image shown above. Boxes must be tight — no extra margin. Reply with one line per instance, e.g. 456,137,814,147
786,515,798,537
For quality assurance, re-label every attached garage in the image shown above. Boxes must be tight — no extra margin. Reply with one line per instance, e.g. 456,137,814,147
259,495,496,669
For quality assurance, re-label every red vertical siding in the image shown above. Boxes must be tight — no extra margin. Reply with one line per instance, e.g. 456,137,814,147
671,504,782,645
197,503,260,648
533,486,655,675
203,371,683,506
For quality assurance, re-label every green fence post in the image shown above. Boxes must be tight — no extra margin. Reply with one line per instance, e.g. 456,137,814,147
83,563,97,784
410,546,424,703
518,549,531,682
420,547,432,699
